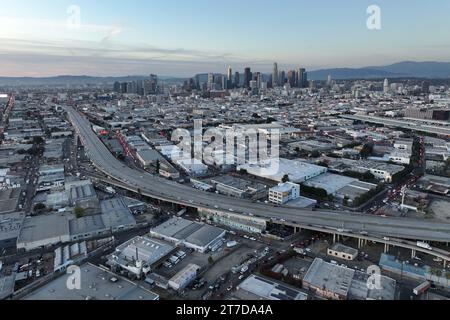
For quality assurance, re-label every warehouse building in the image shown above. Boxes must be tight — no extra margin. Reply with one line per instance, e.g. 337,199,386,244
107,236,176,279
99,198,137,233
0,188,21,214
17,214,71,251
17,198,136,250
304,173,377,204
68,182,100,214
24,263,159,300
238,158,327,183
150,217,226,253
205,175,267,199
168,263,201,291
199,208,267,234
0,273,16,300
0,212,23,249
303,258,396,300
136,149,165,167
327,243,358,261
234,275,308,300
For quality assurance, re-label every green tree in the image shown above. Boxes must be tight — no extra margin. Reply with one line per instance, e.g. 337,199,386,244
360,143,374,158
239,169,248,175
34,203,46,212
33,136,44,145
208,256,214,265
74,206,86,219
310,150,321,158
282,174,290,183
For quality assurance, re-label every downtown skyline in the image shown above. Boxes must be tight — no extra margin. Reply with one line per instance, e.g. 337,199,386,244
0,0,450,77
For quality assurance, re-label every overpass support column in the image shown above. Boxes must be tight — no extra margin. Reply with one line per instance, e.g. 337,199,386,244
411,250,416,259
333,234,336,243
357,238,362,249
444,260,447,268
384,244,389,253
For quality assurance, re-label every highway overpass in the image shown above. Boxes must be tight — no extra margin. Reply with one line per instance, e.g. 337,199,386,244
341,114,450,137
65,106,450,249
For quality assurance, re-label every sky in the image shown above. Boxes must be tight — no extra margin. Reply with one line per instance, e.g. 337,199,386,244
0,0,449,77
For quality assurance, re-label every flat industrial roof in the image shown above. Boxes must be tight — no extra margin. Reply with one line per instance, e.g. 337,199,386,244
112,236,175,266
100,198,136,228
0,212,23,241
239,158,328,183
151,217,225,247
69,215,106,236
303,258,354,298
236,275,308,300
23,263,159,300
329,243,358,256
17,214,70,244
0,274,16,300
304,173,357,194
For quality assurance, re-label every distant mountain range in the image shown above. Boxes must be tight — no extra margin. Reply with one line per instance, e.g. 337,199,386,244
0,61,449,86
308,61,450,80
0,75,183,87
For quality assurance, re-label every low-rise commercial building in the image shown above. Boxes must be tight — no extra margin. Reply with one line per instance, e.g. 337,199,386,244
150,217,225,253
327,243,358,261
234,275,308,300
107,236,176,279
303,258,396,300
238,158,327,183
168,263,201,291
199,208,267,234
23,263,160,300
269,182,300,205
17,198,136,251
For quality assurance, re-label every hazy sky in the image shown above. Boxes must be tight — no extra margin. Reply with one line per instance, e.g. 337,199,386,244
1,0,449,77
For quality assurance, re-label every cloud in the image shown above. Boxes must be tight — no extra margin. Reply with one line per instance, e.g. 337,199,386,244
0,15,124,43
101,26,123,43
0,34,274,76
0,35,275,77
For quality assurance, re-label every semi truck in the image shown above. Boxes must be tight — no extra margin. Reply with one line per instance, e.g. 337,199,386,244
417,242,433,251
413,281,431,296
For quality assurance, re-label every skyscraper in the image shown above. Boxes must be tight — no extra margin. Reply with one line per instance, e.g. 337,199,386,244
287,70,296,88
208,73,215,91
227,66,233,89
297,68,307,88
256,72,262,89
113,81,121,93
383,78,390,93
222,75,228,90
273,62,279,87
279,71,285,86
244,67,252,89
234,71,240,88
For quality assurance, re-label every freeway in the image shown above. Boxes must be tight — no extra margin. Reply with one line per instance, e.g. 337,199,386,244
65,106,450,243
341,114,450,137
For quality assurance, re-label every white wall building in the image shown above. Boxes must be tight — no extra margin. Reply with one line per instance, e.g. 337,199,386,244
168,263,200,291
269,182,300,205
238,158,327,183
